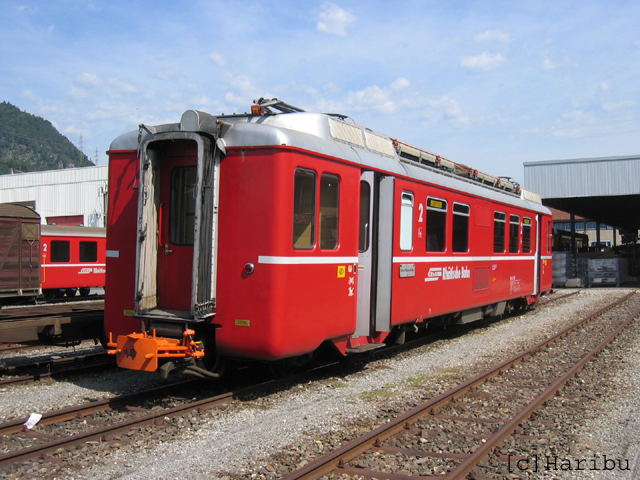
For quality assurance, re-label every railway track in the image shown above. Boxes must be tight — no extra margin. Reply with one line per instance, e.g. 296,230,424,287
0,300,104,345
0,290,601,474
0,351,114,387
279,291,640,480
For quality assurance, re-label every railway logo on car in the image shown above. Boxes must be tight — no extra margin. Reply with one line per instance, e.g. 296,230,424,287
79,267,106,274
426,266,470,282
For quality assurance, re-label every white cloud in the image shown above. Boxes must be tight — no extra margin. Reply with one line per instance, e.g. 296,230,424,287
77,72,101,87
425,96,469,124
157,69,181,80
106,78,137,94
542,51,578,70
69,86,88,101
210,52,227,66
391,78,410,91
315,2,355,37
600,82,614,91
460,52,506,71
474,29,511,43
602,100,636,111
349,85,396,113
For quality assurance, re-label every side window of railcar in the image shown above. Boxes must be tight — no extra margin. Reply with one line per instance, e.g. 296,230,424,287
522,218,532,253
359,181,371,252
293,169,316,249
319,174,339,250
509,215,520,253
493,212,506,253
426,197,447,252
452,203,470,253
399,192,414,251
80,241,98,262
169,166,197,246
51,241,70,262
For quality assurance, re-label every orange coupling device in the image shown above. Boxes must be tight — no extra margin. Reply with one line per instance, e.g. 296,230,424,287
107,329,205,372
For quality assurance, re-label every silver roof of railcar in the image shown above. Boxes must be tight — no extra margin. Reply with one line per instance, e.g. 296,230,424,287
110,102,549,215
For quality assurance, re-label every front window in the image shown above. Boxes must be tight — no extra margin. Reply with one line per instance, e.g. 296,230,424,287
522,218,532,253
293,169,316,249
319,174,339,250
452,203,470,252
494,212,506,253
400,192,414,251
509,215,520,253
426,197,447,252
51,241,70,262
80,241,98,262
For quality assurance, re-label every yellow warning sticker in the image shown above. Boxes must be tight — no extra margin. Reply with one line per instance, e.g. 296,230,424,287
123,310,135,316
235,319,250,327
337,266,346,278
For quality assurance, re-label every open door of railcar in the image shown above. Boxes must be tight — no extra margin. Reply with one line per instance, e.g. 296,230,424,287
134,132,220,324
355,171,394,338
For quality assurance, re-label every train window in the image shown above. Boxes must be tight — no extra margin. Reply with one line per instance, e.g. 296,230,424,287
493,212,506,253
80,241,98,262
359,181,371,252
169,166,197,246
509,215,520,253
522,217,532,253
452,203,470,252
50,240,70,262
293,169,316,249
319,174,339,250
400,192,414,251
426,197,447,252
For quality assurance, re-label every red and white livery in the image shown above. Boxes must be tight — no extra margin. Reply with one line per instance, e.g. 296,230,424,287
41,225,106,300
105,98,553,376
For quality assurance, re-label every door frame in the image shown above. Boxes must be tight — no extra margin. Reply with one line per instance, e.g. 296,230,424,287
134,132,220,321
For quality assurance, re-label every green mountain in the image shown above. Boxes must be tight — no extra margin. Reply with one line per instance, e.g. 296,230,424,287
0,102,94,175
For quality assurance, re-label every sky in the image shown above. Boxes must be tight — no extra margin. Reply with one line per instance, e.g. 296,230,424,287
1,0,639,184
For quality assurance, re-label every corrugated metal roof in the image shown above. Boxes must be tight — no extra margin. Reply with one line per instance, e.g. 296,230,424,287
0,166,108,227
0,166,108,189
524,154,640,198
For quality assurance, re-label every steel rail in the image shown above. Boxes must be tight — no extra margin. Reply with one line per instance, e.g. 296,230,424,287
0,370,313,468
0,355,115,387
280,292,636,480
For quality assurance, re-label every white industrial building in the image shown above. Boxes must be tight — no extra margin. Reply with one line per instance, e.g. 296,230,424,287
0,165,108,227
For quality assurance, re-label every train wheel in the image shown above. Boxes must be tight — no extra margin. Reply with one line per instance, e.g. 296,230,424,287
54,289,65,299
79,287,91,297
65,288,77,297
43,290,56,302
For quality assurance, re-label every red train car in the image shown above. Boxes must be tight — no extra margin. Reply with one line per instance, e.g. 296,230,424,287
105,98,552,376
40,225,106,300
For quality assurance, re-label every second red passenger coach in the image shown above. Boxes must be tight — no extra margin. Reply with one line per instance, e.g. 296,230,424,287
106,98,553,376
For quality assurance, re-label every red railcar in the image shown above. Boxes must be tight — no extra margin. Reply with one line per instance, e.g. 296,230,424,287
105,99,553,376
40,225,106,299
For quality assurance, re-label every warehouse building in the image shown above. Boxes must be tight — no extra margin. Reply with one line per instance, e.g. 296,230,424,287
0,165,108,226
524,154,640,286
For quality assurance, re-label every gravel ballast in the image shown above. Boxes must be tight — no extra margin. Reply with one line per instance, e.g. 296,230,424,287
1,288,639,480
